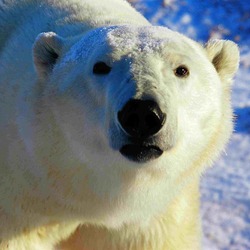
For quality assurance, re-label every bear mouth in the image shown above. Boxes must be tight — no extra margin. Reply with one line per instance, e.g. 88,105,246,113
119,144,163,163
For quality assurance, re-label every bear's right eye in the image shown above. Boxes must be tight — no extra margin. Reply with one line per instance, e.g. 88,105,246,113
174,65,189,78
93,62,111,75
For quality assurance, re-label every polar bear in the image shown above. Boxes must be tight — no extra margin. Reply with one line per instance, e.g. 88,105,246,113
0,0,239,249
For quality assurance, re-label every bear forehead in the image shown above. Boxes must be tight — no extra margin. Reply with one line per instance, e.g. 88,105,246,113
107,26,167,53
106,26,197,53
62,25,202,65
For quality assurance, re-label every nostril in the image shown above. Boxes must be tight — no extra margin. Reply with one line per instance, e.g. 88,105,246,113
123,113,139,130
145,112,162,133
146,111,166,138
145,113,159,127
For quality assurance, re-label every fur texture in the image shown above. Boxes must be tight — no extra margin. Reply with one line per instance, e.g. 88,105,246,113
0,0,239,249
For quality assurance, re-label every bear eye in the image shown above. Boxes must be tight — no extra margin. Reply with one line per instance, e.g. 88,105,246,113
93,62,111,75
174,65,189,78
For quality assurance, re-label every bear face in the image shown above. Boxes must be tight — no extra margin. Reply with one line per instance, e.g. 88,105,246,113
32,25,239,227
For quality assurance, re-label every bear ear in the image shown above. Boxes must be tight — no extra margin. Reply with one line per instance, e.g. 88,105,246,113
205,39,239,84
33,32,64,80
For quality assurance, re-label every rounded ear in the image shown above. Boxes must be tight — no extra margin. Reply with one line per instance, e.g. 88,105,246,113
205,39,239,84
33,32,64,80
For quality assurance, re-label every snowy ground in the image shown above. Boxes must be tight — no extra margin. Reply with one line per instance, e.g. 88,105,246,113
130,1,250,249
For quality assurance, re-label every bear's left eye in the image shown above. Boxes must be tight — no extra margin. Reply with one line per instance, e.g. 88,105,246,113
93,62,111,75
174,65,189,78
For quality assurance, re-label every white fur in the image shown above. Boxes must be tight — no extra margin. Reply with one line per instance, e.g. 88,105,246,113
0,0,239,249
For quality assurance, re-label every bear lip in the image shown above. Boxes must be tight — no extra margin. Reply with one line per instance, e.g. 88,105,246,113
119,144,163,163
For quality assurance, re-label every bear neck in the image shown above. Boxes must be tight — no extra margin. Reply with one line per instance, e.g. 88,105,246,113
58,177,201,250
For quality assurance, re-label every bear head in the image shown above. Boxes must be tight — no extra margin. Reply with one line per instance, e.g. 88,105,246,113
32,26,239,227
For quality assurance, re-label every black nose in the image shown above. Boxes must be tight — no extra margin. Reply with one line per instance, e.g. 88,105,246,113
118,99,166,139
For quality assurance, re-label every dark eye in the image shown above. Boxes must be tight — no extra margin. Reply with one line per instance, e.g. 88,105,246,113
174,65,189,78
93,62,111,75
